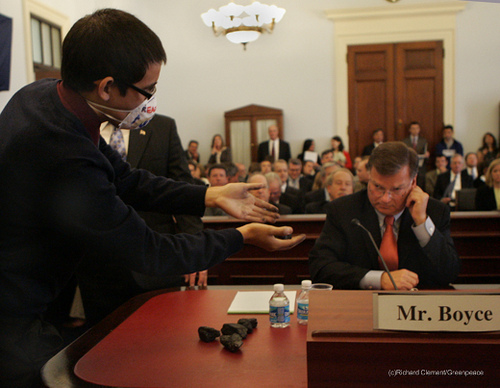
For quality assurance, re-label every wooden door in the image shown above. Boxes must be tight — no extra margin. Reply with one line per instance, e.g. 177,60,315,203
348,41,443,160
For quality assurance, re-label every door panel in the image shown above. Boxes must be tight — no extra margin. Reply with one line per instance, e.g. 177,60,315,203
348,41,443,161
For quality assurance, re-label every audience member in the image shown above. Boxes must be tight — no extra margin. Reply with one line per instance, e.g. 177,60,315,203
302,160,316,177
297,138,321,166
185,140,200,163
306,168,354,214
309,141,459,290
477,132,498,165
248,161,261,174
435,125,463,167
265,172,292,214
352,156,362,175
260,158,273,174
208,134,232,164
353,158,370,193
330,136,352,170
235,162,248,182
288,158,313,194
433,154,473,209
188,160,209,185
305,162,340,205
204,164,229,216
257,124,291,162
402,121,429,188
225,162,239,184
320,149,334,165
273,159,303,214
475,158,500,210
465,152,479,181
362,128,384,156
424,155,448,197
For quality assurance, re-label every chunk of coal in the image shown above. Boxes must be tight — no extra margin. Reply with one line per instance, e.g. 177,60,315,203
220,333,243,352
221,323,248,339
238,318,257,330
198,326,221,342
237,319,255,333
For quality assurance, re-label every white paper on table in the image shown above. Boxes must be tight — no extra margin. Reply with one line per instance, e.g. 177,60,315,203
227,291,296,314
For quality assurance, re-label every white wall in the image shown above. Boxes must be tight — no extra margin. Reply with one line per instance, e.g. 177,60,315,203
1,0,499,164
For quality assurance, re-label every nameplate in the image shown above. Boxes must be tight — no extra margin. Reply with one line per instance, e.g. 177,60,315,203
373,292,500,332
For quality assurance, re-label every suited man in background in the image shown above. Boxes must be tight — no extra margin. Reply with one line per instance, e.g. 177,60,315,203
402,121,429,189
362,128,384,156
257,124,291,162
78,114,206,325
433,153,473,209
309,142,459,290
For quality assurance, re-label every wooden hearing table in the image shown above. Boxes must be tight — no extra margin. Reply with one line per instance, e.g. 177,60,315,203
41,287,307,387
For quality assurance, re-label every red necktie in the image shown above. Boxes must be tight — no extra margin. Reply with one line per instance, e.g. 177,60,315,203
412,137,417,150
379,216,398,271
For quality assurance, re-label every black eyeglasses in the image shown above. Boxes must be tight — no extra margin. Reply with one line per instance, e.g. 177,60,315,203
119,81,156,100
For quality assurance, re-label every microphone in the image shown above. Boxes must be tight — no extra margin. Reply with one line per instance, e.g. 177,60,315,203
351,218,398,290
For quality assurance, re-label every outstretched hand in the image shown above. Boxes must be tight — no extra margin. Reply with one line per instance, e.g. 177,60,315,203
236,223,306,251
205,183,279,223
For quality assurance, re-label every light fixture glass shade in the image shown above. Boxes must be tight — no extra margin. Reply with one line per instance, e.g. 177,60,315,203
226,30,261,44
201,2,285,48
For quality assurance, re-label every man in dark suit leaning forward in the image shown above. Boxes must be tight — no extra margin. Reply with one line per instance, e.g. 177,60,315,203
309,142,460,290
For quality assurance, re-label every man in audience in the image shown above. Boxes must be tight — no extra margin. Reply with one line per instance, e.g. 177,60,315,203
306,168,354,214
273,159,303,213
320,149,334,165
247,173,291,215
185,140,200,163
257,124,291,162
353,158,370,193
435,125,464,167
302,160,316,177
204,165,228,216
309,142,459,290
425,155,448,197
433,154,473,209
465,152,479,181
226,162,240,183
235,162,248,182
304,162,340,205
362,128,384,156
288,158,313,193
402,121,430,188
260,158,273,174
264,172,292,214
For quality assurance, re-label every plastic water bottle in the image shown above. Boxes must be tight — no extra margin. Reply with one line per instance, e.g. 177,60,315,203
297,280,312,325
269,283,290,328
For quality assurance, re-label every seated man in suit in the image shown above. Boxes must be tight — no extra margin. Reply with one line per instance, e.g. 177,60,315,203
257,124,291,162
204,164,229,216
185,140,200,163
304,162,340,205
362,128,384,156
287,158,313,194
306,168,354,214
435,125,464,168
433,153,473,209
353,158,370,193
309,141,460,290
262,172,292,214
425,155,448,197
273,159,304,214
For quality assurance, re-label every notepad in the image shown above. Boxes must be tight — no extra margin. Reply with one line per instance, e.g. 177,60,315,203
227,291,296,314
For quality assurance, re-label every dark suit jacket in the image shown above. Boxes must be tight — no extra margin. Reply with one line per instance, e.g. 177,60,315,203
402,136,427,155
309,190,460,289
184,149,199,163
362,143,376,156
257,139,291,162
305,200,329,214
280,185,304,214
475,185,498,211
433,170,473,200
304,188,327,205
208,148,232,164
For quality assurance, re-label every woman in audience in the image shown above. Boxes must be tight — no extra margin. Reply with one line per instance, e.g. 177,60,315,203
330,136,352,170
477,132,498,165
297,138,321,166
475,158,500,210
208,134,232,164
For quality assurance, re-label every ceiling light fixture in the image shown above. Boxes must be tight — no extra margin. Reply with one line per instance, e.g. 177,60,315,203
201,2,286,50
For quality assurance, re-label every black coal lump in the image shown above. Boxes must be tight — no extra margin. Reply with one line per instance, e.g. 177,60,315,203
220,333,243,352
237,318,257,333
221,323,248,339
198,326,221,342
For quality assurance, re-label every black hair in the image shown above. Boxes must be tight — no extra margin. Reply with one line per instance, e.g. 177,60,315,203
61,9,167,94
331,136,345,152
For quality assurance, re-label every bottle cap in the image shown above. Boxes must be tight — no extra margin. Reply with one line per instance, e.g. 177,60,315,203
301,280,312,289
273,283,284,292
